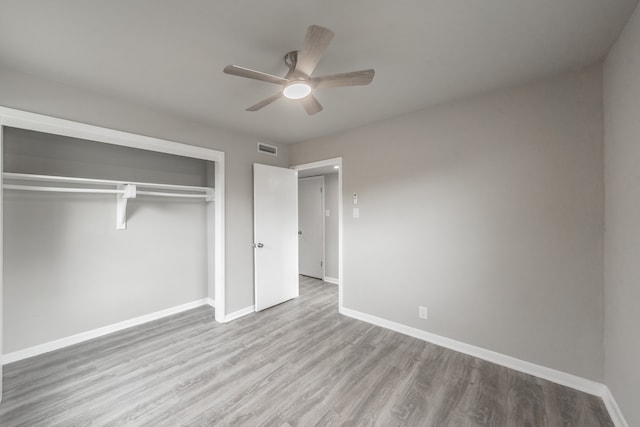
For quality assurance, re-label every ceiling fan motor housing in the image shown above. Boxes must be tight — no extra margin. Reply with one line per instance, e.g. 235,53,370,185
284,51,309,81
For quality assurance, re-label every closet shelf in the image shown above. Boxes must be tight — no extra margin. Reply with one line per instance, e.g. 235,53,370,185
2,172,214,230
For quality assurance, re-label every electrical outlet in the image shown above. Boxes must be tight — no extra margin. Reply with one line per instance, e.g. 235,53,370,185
419,306,428,319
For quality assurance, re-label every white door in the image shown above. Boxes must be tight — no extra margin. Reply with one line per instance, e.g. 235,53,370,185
298,176,324,279
253,164,299,311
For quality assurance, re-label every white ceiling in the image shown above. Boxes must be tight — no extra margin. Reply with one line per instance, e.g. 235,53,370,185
0,0,637,144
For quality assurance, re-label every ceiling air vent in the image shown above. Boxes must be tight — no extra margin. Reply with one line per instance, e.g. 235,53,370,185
257,142,278,156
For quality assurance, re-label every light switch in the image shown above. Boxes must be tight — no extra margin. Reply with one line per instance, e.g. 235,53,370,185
353,207,360,218
325,210,330,217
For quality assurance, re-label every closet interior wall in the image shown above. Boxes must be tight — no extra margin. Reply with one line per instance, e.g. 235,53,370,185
3,127,212,353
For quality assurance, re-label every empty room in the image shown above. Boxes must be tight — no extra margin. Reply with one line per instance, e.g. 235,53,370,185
0,1,638,426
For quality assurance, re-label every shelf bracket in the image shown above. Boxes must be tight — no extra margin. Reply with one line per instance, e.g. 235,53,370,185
116,184,137,230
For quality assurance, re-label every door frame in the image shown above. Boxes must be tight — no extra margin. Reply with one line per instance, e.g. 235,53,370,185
0,107,228,397
298,175,325,279
291,158,343,311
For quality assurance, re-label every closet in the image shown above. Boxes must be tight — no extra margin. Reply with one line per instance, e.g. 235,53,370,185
0,108,226,402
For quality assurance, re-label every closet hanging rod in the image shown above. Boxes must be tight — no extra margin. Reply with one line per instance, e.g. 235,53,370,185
3,185,121,194
3,172,214,230
3,185,210,199
2,172,213,193
135,191,208,199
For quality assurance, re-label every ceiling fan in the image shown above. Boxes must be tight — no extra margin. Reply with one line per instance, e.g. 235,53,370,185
223,25,375,115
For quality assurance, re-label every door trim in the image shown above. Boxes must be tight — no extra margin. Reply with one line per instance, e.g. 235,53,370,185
291,158,343,311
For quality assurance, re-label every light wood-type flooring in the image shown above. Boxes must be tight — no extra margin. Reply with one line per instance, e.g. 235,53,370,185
0,276,613,426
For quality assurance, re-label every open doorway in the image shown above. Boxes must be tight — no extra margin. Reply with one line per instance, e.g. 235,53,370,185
291,158,343,310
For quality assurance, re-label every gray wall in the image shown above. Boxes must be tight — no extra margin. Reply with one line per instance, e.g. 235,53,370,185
0,67,289,322
603,2,640,425
290,65,605,381
3,128,210,352
4,127,210,186
323,173,339,280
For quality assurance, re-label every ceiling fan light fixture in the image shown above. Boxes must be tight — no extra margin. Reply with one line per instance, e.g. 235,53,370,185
283,81,312,99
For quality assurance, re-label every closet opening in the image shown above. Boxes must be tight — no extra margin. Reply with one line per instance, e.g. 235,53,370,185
292,158,343,310
0,107,226,400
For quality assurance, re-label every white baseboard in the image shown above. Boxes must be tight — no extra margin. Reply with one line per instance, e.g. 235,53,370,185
2,297,626,425
339,306,606,398
224,305,255,322
323,276,339,285
602,386,629,427
2,298,209,365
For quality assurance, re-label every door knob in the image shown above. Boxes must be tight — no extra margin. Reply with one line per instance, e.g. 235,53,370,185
254,242,264,248
298,231,302,235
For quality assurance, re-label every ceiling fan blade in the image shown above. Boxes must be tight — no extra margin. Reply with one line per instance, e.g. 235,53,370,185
312,69,375,89
301,95,323,115
296,25,334,76
246,92,283,111
224,65,287,85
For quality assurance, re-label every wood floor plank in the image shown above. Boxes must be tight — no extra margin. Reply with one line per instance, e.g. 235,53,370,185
459,359,509,426
0,277,613,426
507,371,547,427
